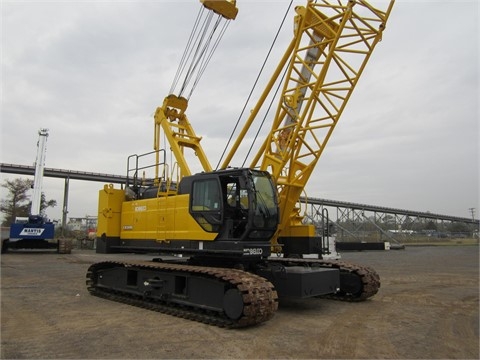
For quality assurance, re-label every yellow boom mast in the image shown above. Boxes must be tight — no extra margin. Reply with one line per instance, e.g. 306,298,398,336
221,0,395,247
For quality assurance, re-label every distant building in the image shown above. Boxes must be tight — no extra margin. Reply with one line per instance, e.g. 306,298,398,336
67,216,97,239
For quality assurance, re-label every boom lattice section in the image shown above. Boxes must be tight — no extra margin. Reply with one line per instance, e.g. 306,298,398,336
248,1,394,240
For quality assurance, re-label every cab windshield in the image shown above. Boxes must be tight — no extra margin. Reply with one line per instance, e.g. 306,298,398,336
252,173,278,229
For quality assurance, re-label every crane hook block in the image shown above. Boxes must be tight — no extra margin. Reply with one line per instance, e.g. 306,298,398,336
201,0,238,20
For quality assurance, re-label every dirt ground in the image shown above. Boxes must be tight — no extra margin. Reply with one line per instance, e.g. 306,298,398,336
1,245,478,359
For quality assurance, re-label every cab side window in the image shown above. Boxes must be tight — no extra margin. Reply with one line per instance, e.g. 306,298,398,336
191,179,222,232
192,179,220,211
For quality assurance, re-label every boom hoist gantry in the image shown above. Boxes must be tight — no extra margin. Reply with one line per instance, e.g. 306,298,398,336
88,0,395,328
152,0,237,181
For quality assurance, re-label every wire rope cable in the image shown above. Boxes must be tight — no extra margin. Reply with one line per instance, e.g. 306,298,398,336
188,19,230,99
215,0,294,170
169,6,231,100
179,11,215,97
170,6,205,94
241,65,289,168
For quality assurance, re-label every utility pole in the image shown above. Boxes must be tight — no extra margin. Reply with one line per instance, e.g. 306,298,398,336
468,207,475,222
468,208,477,241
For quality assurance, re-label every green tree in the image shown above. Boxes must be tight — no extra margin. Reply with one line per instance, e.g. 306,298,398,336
0,178,33,226
447,222,470,234
40,193,57,216
0,178,57,226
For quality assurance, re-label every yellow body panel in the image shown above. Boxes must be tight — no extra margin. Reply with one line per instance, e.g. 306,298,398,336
97,184,124,238
283,224,316,238
97,184,216,242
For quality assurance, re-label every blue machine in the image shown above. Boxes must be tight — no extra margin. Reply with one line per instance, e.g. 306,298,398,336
2,129,57,253
5,216,56,251
9,216,55,240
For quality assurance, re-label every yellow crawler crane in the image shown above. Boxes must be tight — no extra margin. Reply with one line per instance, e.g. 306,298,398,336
88,0,394,327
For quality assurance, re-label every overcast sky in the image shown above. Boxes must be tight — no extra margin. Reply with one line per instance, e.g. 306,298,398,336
1,0,478,223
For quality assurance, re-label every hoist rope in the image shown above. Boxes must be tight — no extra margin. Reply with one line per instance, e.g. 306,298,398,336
215,0,294,170
170,6,231,100
241,66,289,168
179,11,215,97
187,20,230,99
170,6,205,94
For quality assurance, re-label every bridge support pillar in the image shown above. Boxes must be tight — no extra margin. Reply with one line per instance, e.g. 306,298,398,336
61,177,70,235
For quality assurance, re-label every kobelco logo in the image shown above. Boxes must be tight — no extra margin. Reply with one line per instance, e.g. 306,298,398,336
19,228,45,236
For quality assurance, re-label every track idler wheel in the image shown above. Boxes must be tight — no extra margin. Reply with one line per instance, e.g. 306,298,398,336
223,288,244,320
338,271,364,297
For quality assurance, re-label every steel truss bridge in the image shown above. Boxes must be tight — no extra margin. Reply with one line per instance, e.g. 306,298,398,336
299,197,479,244
2,163,478,240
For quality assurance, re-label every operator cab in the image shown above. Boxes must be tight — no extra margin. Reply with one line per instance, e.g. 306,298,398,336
178,168,279,243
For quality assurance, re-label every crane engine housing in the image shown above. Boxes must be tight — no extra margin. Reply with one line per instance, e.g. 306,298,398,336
97,167,279,258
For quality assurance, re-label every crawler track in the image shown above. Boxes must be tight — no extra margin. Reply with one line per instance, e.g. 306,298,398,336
268,258,380,301
86,261,278,328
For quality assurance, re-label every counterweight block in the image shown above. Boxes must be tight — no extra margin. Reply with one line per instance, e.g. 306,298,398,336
257,265,340,299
